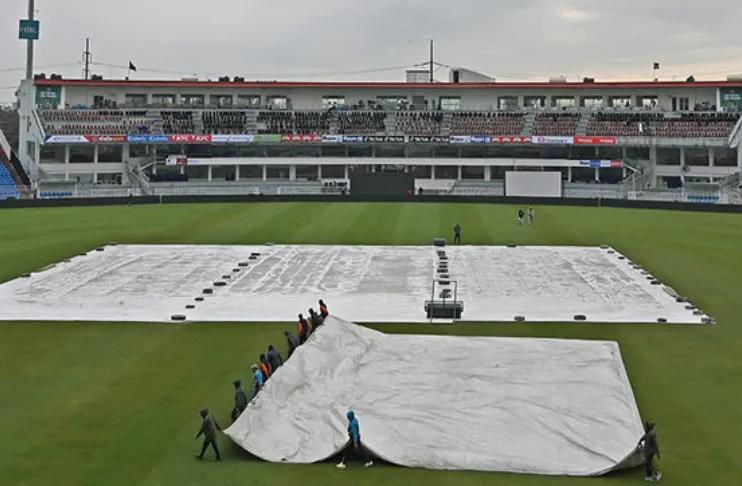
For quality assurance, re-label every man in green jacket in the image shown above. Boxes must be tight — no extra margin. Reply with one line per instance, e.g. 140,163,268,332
195,408,222,461
231,380,248,422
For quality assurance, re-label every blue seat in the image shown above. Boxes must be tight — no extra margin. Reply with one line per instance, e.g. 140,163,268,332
0,163,20,200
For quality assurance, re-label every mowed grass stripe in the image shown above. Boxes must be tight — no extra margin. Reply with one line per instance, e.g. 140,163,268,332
0,202,741,485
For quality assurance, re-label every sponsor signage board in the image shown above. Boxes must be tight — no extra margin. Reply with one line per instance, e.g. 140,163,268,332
253,134,282,143
45,135,88,144
409,135,450,144
282,134,321,142
168,134,213,144
127,134,169,144
491,136,531,144
574,136,617,145
450,135,472,144
211,134,254,143
84,135,126,144
19,19,40,40
532,135,575,145
321,135,344,143
577,159,624,169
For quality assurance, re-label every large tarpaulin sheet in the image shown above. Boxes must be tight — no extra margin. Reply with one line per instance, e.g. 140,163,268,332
0,245,707,324
226,317,644,475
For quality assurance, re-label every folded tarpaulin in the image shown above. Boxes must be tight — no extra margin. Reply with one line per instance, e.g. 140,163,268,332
225,316,644,476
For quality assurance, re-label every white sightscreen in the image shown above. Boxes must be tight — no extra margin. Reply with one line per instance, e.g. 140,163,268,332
505,171,562,197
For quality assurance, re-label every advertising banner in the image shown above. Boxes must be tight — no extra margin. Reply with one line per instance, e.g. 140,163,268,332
281,134,321,143
166,155,189,166
19,19,40,40
127,134,169,144
532,135,575,145
211,134,254,143
253,134,282,143
470,136,491,144
577,159,624,169
84,135,126,144
342,135,366,143
720,88,742,112
491,136,531,144
365,135,406,143
409,135,450,144
321,135,344,143
573,136,617,145
45,135,88,144
450,135,472,144
35,86,61,109
168,134,212,144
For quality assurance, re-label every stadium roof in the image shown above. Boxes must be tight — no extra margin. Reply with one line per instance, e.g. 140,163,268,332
33,79,742,90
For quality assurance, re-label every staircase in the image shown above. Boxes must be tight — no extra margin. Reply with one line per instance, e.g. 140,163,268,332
125,154,154,195
521,112,537,136
192,112,205,135
729,115,742,149
327,110,340,135
384,112,397,135
440,112,453,136
245,110,258,134
148,109,165,134
575,112,592,136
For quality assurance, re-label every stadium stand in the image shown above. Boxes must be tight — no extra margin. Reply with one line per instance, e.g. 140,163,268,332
294,111,332,134
450,112,525,135
587,112,740,138
394,111,444,136
37,107,740,139
0,163,20,200
256,111,332,135
40,109,154,135
257,111,293,134
161,111,195,134
337,111,387,135
202,111,248,134
532,113,581,136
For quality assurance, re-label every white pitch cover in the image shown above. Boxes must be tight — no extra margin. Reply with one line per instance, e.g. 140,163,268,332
226,316,644,476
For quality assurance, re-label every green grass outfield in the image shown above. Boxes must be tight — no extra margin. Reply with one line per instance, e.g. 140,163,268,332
1,202,741,486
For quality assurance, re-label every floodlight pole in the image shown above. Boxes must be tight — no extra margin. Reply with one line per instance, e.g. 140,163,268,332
83,38,91,80
429,39,434,83
25,0,35,80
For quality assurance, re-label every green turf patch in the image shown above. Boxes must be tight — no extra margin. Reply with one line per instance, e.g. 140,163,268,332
1,202,741,485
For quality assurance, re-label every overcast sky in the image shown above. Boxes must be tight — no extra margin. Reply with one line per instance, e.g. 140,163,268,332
2,0,742,103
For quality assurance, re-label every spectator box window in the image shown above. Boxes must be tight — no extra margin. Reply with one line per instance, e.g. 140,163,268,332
237,95,261,108
581,96,604,108
183,95,205,107
498,97,518,110
125,94,147,106
439,97,461,111
267,96,288,110
524,96,545,108
212,95,234,108
609,96,632,108
671,97,690,112
552,96,576,108
639,96,658,108
322,96,346,108
377,96,408,108
152,94,176,105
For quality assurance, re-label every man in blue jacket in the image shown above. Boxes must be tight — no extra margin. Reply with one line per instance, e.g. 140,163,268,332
336,410,373,469
250,364,264,401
